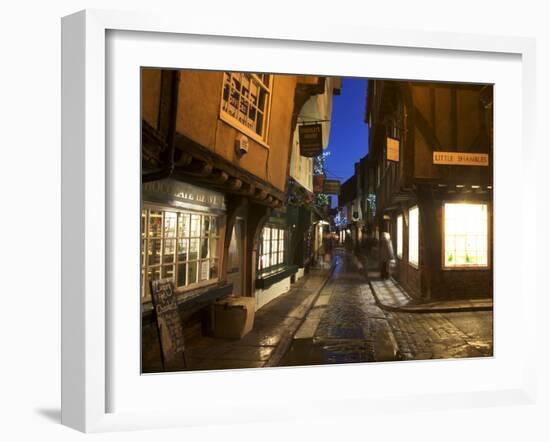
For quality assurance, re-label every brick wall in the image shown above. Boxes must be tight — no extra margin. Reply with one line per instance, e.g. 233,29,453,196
434,269,493,299
393,257,421,299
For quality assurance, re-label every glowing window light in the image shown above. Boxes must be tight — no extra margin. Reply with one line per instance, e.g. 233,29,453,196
408,206,419,266
258,226,286,272
444,203,488,267
396,214,403,259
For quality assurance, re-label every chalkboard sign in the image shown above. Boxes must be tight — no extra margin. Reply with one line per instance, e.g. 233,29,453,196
150,279,186,368
299,123,323,157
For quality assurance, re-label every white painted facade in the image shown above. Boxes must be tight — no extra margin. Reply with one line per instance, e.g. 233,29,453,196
254,276,292,311
289,77,341,191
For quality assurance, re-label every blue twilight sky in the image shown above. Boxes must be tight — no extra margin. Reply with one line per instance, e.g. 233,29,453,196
324,77,370,198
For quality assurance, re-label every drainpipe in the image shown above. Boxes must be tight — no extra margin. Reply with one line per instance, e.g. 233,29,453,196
142,70,180,183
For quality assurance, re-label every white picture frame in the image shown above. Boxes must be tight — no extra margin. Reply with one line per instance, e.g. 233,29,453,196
61,9,537,433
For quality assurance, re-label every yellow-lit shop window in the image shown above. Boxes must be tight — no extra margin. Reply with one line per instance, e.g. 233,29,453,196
396,214,403,259
408,206,419,266
141,208,221,301
444,203,489,268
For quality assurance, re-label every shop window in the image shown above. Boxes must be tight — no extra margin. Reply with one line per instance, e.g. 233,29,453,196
141,208,221,301
396,214,403,259
408,206,419,266
221,72,272,144
258,226,286,274
444,203,489,268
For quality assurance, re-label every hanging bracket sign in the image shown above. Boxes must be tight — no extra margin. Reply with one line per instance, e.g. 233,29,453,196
387,137,400,162
322,179,341,195
299,123,323,157
313,174,325,193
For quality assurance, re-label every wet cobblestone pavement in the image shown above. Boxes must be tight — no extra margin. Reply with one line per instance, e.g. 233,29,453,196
179,266,333,371
280,249,493,366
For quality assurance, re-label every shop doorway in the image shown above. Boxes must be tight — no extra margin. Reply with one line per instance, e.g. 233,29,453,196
227,217,245,297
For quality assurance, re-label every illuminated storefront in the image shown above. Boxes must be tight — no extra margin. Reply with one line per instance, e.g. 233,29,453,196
443,203,489,268
366,78,493,300
141,179,227,302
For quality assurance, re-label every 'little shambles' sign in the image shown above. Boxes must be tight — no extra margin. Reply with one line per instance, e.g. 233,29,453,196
150,279,186,365
299,124,323,157
433,151,489,166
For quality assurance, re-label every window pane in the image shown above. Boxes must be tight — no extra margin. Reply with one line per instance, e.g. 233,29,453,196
199,260,210,281
408,207,419,265
202,216,210,238
178,213,190,238
256,112,264,135
148,239,161,266
258,88,267,111
161,265,175,279
141,239,146,267
210,217,218,236
177,263,187,287
188,261,198,285
177,238,188,262
164,212,177,237
141,210,147,239
200,238,209,259
397,215,403,258
189,238,199,261
148,211,162,237
190,214,200,237
147,267,160,286
163,239,176,264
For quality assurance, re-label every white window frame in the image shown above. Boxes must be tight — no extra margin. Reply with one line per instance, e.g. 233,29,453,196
219,72,273,148
396,214,403,259
408,206,419,267
442,202,490,269
141,206,221,302
258,225,286,274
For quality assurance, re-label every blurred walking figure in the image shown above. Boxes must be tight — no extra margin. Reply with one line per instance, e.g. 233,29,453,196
379,231,394,279
323,232,333,263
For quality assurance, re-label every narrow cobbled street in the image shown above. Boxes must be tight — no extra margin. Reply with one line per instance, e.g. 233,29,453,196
280,249,493,366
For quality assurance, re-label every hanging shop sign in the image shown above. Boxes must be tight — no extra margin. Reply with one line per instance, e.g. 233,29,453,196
313,174,325,193
150,279,186,364
387,137,400,162
299,123,323,157
433,151,489,166
322,179,341,195
143,179,226,211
